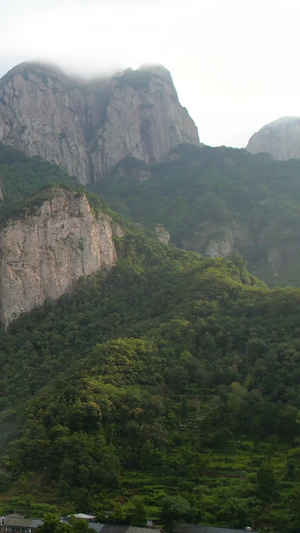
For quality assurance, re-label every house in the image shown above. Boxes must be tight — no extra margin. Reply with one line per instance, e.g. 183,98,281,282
1,514,161,533
0,515,43,533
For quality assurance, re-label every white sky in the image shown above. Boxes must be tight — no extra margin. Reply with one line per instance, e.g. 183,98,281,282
1,0,300,148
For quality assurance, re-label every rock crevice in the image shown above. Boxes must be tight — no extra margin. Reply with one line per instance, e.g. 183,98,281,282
0,63,199,183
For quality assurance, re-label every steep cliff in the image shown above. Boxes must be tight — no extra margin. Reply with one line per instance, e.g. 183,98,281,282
0,62,199,184
182,221,252,259
0,187,120,326
246,116,300,160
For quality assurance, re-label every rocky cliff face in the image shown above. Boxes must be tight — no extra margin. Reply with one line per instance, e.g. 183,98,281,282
0,63,199,184
246,117,300,160
182,221,252,259
155,224,170,245
0,188,120,326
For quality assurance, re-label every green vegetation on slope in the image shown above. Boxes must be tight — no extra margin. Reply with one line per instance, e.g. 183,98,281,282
89,144,300,287
0,228,298,532
0,142,78,221
1,144,300,531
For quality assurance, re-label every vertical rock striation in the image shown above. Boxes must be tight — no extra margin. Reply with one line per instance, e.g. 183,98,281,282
0,188,120,326
0,63,199,183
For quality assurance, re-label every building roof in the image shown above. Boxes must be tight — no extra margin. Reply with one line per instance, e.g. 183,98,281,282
87,524,161,533
89,524,105,533
4,518,37,528
3,516,43,529
174,525,259,533
2,517,161,533
100,526,129,533
75,515,96,521
127,528,159,533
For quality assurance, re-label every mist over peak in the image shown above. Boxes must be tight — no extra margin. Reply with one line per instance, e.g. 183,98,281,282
0,60,199,183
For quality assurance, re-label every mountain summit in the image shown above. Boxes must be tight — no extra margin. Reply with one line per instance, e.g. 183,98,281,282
246,116,300,160
0,62,199,183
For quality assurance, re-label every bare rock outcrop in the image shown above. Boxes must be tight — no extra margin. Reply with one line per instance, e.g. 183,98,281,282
0,188,120,326
246,117,300,160
0,63,199,183
155,224,170,245
183,221,252,259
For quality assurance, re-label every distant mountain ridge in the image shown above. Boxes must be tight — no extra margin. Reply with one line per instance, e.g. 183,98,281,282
92,144,300,287
0,62,199,184
246,116,300,160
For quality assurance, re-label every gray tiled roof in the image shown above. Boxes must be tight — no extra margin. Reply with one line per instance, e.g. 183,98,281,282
127,528,159,533
100,526,129,533
174,524,258,533
89,524,105,533
4,518,35,528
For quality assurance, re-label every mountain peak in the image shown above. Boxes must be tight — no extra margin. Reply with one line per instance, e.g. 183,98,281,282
0,61,199,183
246,116,300,160
0,61,67,87
137,63,174,82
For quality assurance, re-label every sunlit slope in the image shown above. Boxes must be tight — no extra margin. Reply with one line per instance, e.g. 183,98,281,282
0,230,299,529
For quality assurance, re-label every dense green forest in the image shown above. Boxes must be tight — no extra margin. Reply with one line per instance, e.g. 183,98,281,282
0,229,299,532
90,144,300,287
0,143,78,221
0,143,300,533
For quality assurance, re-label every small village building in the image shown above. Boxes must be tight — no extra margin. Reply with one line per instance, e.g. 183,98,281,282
0,515,43,533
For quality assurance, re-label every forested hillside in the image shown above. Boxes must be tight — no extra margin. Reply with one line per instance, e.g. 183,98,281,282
0,143,300,533
90,144,300,287
0,143,78,221
0,228,299,532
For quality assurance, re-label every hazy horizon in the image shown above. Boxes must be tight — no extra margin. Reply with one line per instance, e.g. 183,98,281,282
2,0,300,148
